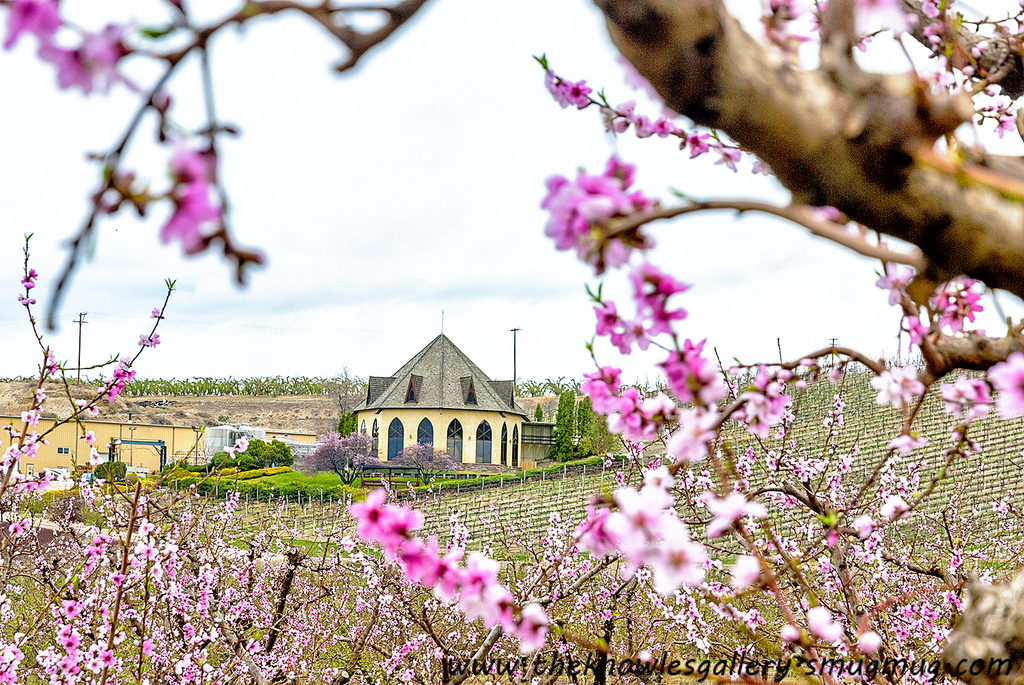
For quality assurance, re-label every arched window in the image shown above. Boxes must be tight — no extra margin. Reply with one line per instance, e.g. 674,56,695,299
476,421,492,464
447,419,463,460
387,418,404,461
501,423,508,466
360,421,367,435
417,418,433,445
511,425,519,467
372,419,379,443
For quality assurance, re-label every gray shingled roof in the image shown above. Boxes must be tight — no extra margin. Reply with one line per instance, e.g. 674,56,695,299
358,335,526,416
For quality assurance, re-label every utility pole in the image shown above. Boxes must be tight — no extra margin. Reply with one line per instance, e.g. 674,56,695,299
509,328,521,405
75,312,88,381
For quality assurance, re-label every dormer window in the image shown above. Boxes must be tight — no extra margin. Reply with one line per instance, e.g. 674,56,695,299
406,378,417,403
461,377,477,405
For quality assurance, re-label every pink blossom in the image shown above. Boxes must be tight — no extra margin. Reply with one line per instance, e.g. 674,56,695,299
713,144,742,171
397,536,444,586
904,315,928,348
989,352,1024,418
666,407,717,463
806,606,844,642
940,375,991,422
580,366,622,416
870,366,923,409
997,112,1016,138
659,339,727,407
887,432,927,454
858,630,882,655
781,624,801,643
857,0,912,33
9,519,30,537
851,515,874,539
161,179,221,256
606,486,672,562
875,263,914,306
516,603,549,653
629,261,689,335
544,71,591,109
651,118,678,137
645,517,707,593
930,276,982,333
686,132,711,157
880,495,909,520
705,493,767,538
3,0,60,50
731,555,761,590
37,24,131,94
633,115,656,138
575,505,618,558
61,600,82,619
138,333,160,347
542,157,656,274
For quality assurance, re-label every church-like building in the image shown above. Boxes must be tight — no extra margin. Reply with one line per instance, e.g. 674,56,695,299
355,335,530,468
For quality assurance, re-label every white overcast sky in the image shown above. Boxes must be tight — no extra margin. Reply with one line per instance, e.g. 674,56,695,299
2,0,1022,387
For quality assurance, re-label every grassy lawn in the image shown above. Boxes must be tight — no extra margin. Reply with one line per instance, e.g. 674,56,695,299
247,470,346,490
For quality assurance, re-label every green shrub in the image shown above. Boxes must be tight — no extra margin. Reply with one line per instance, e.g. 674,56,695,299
94,461,127,481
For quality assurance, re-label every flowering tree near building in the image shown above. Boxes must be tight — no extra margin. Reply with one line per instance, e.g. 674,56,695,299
304,431,377,484
8,0,1024,682
395,442,459,481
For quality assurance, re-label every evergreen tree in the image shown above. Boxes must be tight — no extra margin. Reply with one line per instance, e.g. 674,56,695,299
337,412,358,436
553,391,577,461
534,404,544,422
575,396,593,456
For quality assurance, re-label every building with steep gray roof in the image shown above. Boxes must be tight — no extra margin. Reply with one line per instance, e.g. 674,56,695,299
355,335,532,468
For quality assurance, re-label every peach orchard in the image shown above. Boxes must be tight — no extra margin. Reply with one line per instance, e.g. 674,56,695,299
4,0,1024,683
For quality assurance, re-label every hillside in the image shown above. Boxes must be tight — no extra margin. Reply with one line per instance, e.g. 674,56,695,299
0,381,343,435
0,381,563,436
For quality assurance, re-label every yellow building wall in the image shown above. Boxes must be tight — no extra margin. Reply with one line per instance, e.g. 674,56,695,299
0,416,203,476
265,430,316,443
356,408,526,469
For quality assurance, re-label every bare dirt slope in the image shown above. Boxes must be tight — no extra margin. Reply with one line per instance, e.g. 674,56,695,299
0,381,342,436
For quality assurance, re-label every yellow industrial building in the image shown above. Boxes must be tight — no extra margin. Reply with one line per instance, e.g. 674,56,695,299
355,335,550,469
0,416,315,476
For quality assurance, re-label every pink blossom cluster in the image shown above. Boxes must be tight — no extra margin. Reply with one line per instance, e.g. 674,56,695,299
544,70,592,109
989,352,1024,419
929,276,983,334
703,491,767,538
870,366,924,410
18,268,37,306
576,468,708,594
666,407,719,463
630,262,689,334
607,390,682,443
542,157,657,274
350,490,549,653
659,338,728,407
161,147,223,256
733,365,792,438
3,0,131,94
591,262,688,355
100,357,136,403
940,375,991,423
